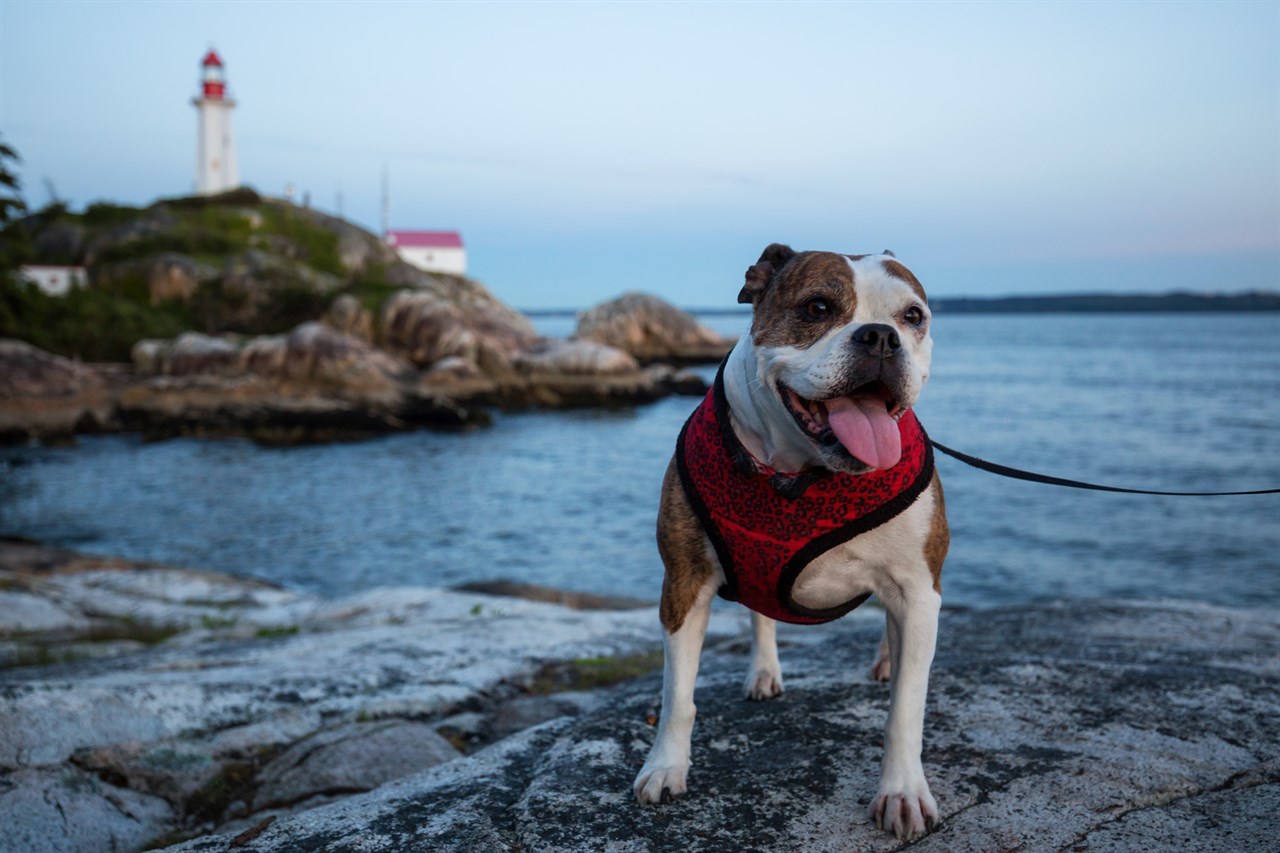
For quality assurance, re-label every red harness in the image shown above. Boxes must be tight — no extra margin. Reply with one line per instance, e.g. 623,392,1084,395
676,363,934,624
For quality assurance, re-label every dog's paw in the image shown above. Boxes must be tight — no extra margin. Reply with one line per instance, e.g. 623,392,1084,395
744,666,784,700
634,762,689,805
870,653,892,682
870,780,939,840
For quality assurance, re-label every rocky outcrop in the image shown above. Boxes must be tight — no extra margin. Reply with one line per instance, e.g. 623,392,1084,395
133,332,242,377
379,282,539,374
292,208,399,276
0,541,710,852
322,294,374,343
131,324,410,387
5,195,719,445
169,600,1278,853
147,253,221,304
120,323,469,443
574,292,735,364
0,339,116,442
221,249,344,298
3,540,1274,853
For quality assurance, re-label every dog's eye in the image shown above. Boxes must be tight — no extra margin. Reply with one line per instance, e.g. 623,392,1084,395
803,298,831,320
903,306,925,327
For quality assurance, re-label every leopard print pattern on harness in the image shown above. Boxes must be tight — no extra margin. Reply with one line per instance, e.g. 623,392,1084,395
675,360,934,625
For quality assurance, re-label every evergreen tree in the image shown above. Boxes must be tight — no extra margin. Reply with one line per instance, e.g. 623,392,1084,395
0,135,33,277
0,135,24,227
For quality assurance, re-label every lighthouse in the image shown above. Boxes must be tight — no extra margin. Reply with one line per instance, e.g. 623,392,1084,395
192,49,239,194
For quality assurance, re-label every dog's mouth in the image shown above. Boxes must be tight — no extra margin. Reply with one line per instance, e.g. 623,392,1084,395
780,380,905,470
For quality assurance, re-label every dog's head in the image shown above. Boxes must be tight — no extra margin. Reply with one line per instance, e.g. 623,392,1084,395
738,243,934,475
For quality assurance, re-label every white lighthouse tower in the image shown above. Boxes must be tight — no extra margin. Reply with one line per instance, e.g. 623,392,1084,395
192,48,239,194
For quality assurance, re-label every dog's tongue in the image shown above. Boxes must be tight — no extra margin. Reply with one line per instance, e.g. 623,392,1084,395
825,396,901,470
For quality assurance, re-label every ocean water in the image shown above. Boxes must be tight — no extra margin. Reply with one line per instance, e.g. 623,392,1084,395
2,312,1278,609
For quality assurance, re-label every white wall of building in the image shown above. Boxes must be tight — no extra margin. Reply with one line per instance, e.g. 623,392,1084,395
19,266,87,297
397,246,467,275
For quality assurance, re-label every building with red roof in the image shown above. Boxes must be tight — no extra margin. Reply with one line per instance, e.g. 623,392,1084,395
386,230,466,275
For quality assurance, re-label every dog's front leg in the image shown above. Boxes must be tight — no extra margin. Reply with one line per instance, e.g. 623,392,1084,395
870,582,941,839
634,578,716,804
744,612,784,700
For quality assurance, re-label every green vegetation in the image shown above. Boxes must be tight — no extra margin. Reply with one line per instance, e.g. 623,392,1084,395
0,143,395,361
1,617,183,671
254,625,299,638
258,204,343,275
184,759,258,824
91,204,257,266
80,201,143,228
1,276,194,361
529,648,665,694
0,174,400,360
0,135,25,231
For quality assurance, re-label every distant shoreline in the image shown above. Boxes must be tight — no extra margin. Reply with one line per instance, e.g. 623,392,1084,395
522,291,1280,317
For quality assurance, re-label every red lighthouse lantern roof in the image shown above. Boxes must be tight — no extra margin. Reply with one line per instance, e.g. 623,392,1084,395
201,49,224,68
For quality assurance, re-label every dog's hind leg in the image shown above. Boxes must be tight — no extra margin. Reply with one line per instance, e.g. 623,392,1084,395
744,611,784,700
870,610,897,682
634,574,717,804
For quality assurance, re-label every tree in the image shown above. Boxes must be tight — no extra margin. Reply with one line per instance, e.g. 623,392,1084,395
0,135,32,276
0,135,25,226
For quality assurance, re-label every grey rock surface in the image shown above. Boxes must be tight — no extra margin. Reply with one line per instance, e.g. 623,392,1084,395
253,721,461,810
0,339,114,442
3,765,176,853
0,542,742,851
574,291,735,364
169,601,1278,853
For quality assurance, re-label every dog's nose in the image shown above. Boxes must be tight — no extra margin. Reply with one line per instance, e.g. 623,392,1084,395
852,324,901,358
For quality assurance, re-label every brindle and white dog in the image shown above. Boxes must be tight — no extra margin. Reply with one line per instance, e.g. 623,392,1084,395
633,243,948,840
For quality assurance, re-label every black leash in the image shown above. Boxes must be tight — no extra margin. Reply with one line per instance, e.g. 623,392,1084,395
930,440,1280,496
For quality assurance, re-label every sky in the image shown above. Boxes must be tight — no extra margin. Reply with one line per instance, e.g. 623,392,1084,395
1,0,1277,310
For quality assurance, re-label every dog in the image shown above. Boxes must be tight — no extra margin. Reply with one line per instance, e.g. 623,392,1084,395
633,243,949,840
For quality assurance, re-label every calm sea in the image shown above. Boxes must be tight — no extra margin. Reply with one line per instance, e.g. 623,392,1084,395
2,312,1278,609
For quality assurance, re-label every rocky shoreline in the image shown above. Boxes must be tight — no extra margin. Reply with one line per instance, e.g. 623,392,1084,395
3,191,734,446
1,540,1275,852
0,295,725,447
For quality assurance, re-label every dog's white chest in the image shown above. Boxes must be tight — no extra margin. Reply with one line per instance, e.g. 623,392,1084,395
788,488,937,611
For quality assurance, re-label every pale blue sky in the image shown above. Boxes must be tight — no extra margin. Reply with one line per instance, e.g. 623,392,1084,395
2,0,1277,309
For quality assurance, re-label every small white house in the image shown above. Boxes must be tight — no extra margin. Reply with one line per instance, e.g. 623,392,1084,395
386,230,466,276
19,265,88,297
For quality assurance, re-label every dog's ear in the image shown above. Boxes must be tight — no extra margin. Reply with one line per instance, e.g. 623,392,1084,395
738,243,796,305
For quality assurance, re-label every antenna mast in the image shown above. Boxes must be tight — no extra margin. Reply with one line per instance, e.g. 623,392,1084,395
380,164,390,237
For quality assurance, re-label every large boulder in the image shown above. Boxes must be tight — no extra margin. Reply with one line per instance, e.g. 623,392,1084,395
508,339,667,409
513,339,640,377
132,332,241,377
574,292,734,364
322,294,374,343
379,280,538,375
0,339,114,442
